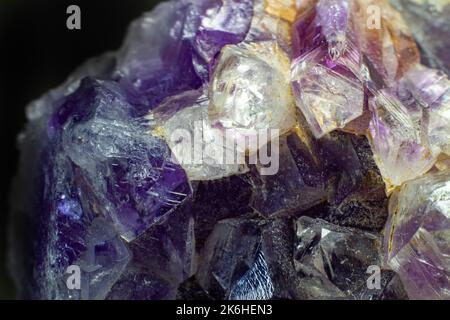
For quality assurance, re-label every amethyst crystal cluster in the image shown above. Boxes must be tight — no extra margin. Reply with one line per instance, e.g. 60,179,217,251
9,0,450,300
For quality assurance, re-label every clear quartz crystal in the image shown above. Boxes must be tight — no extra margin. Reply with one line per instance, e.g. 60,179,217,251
244,0,293,54
11,0,450,300
209,40,296,148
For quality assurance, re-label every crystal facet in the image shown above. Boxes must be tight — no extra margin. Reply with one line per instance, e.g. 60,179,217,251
8,0,450,300
384,171,450,300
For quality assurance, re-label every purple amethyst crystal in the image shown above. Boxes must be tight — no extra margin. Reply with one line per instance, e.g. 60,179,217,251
8,0,450,300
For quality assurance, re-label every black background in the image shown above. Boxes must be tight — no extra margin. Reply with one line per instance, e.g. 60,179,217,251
0,0,161,299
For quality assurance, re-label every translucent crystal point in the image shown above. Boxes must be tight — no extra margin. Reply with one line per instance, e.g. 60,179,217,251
295,216,400,299
384,170,450,300
368,64,450,189
290,0,364,138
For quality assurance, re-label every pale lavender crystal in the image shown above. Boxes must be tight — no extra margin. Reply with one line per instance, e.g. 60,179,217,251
194,0,253,67
368,64,450,189
11,0,447,301
384,170,450,300
295,216,400,299
397,64,450,156
152,89,249,181
316,0,350,59
72,218,130,300
246,0,291,44
9,77,190,299
116,0,253,113
390,0,450,75
9,0,255,299
290,0,364,138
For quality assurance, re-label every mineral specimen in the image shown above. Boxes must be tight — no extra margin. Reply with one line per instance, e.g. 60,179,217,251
8,0,450,300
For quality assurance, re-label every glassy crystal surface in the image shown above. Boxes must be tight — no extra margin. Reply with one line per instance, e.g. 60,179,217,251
353,0,420,87
245,0,293,54
195,217,270,299
152,90,248,180
295,216,399,299
384,171,450,300
209,40,296,149
368,64,450,189
106,205,196,299
291,0,364,138
368,89,435,189
400,65,450,156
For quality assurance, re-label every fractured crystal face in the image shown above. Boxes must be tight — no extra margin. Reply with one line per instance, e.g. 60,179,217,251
74,217,131,300
194,0,253,66
244,0,293,55
116,0,255,111
400,65,450,156
353,0,420,87
368,89,435,189
290,0,421,139
107,205,196,300
291,54,364,138
228,250,274,300
384,171,450,300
